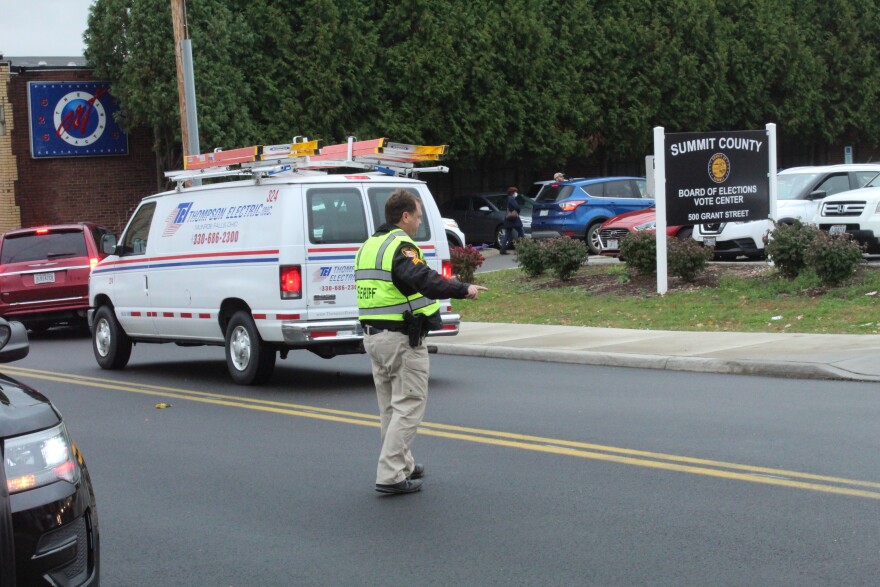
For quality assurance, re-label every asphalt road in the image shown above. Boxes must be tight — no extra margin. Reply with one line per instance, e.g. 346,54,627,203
9,330,880,586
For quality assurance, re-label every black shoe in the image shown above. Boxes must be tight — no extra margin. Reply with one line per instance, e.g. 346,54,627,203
408,464,425,480
375,479,423,494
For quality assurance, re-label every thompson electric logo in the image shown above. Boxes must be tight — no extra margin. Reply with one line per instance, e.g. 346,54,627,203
163,203,193,236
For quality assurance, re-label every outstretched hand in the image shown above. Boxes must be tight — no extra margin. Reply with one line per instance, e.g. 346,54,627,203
466,284,488,300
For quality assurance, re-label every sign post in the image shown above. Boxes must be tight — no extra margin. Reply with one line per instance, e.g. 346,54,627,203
654,126,775,294
653,127,667,294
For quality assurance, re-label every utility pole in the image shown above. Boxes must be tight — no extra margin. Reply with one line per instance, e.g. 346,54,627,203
171,0,190,156
171,0,201,184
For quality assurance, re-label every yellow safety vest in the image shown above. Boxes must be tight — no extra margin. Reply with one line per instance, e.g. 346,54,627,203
355,229,440,321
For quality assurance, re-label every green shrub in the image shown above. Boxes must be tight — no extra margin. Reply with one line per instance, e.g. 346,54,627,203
667,236,713,282
514,238,548,277
804,231,864,286
620,231,657,276
450,245,484,282
545,237,589,281
765,221,820,278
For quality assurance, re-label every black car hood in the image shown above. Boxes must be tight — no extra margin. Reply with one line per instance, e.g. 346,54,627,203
0,373,60,438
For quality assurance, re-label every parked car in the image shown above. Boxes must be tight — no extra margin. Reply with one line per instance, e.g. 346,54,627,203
439,192,533,247
443,217,466,248
597,207,692,257
816,176,880,253
693,164,880,260
530,177,652,254
0,223,114,332
0,317,100,585
524,177,587,202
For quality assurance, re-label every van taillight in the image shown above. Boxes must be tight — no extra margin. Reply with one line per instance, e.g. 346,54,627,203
280,265,302,299
441,260,452,279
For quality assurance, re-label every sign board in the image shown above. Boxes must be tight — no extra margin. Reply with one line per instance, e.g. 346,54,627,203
664,130,768,226
27,81,129,158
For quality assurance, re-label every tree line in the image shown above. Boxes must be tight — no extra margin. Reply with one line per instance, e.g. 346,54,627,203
84,0,880,184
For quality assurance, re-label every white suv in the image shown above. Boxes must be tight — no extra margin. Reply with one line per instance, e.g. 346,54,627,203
816,177,880,254
693,164,880,259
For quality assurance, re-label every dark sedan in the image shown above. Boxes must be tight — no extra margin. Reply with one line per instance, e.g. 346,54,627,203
440,192,533,247
1,318,100,586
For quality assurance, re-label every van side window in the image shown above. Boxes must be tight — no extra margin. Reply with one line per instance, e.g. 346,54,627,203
121,202,156,256
367,188,431,242
307,188,368,244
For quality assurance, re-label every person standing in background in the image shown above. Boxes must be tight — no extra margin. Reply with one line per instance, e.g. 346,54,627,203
499,186,524,255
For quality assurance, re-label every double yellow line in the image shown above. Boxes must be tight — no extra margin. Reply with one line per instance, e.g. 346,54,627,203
7,365,880,501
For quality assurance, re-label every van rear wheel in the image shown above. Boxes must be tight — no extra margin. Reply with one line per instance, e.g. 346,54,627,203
225,311,276,385
93,305,132,369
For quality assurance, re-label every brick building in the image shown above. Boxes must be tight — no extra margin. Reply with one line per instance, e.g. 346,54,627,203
0,55,157,235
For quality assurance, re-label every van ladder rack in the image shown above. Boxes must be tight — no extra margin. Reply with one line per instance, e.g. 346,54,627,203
164,137,448,189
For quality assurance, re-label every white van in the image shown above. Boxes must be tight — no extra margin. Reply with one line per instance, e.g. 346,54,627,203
89,139,459,384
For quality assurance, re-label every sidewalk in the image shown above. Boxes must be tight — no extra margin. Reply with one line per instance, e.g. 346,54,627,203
432,322,880,382
432,249,880,382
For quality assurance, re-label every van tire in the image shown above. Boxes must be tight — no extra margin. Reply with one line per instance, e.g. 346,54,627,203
225,311,276,385
93,305,132,369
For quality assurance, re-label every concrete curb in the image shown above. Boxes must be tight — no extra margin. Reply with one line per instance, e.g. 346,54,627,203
431,343,880,382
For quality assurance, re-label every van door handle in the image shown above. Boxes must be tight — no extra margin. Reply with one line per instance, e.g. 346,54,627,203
144,275,149,291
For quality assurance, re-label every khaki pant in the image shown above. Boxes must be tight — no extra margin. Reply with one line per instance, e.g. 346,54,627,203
364,330,429,485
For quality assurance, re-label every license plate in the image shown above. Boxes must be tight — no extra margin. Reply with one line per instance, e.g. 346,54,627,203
539,210,549,216
34,272,55,284
606,239,618,250
829,224,846,235
703,237,716,247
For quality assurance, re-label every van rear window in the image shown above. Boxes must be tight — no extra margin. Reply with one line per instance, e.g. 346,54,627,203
367,188,431,242
0,230,87,264
307,188,369,244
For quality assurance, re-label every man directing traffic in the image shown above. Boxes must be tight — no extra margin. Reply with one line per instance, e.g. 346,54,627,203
356,189,487,495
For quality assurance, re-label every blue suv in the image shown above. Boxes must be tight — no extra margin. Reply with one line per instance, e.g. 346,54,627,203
531,177,653,254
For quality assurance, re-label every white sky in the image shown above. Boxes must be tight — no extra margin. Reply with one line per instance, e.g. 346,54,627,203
0,0,94,56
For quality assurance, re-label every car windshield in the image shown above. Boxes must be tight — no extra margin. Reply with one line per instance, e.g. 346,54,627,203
776,172,823,200
0,230,87,264
536,185,576,202
864,172,880,188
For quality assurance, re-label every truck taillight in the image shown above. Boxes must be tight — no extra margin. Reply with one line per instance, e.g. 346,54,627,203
442,260,452,279
280,265,302,299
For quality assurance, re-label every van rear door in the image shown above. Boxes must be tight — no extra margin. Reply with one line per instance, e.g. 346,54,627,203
364,184,442,273
302,185,369,321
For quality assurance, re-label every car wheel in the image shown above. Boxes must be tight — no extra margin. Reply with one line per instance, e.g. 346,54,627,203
495,225,505,248
225,310,276,385
586,223,604,255
93,305,132,369
675,227,693,240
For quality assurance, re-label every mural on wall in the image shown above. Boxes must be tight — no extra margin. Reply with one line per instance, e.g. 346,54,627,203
27,81,128,158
